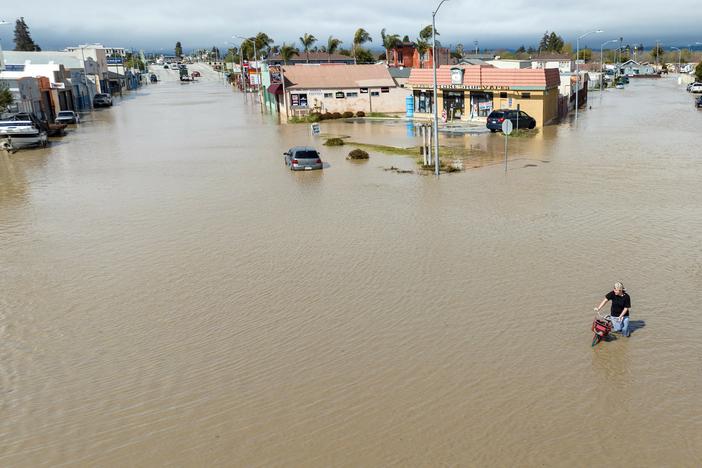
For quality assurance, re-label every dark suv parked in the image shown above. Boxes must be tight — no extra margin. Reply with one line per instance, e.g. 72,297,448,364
486,109,536,132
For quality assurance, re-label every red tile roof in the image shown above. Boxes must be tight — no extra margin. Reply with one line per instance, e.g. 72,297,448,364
283,64,396,89
408,65,560,89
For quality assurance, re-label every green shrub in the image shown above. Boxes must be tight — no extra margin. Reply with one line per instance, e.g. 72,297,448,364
331,112,342,119
322,112,333,120
324,138,345,146
342,111,354,118
308,113,322,122
356,111,365,117
347,149,369,160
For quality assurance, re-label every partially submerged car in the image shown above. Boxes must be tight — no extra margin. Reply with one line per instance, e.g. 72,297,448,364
284,146,323,171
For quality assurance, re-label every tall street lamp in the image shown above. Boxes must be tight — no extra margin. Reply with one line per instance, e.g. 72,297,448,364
432,0,450,176
236,35,263,112
600,39,617,93
575,29,603,122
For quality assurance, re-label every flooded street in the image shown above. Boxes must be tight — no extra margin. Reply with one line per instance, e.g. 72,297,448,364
2,77,701,466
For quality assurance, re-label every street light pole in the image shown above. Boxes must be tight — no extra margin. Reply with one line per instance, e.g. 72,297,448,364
0,19,9,75
236,35,264,112
432,0,450,176
575,29,603,122
600,39,617,93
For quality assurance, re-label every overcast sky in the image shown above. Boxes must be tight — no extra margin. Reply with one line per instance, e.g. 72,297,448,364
1,1,699,52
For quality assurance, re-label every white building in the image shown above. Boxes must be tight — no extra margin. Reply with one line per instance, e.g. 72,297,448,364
1,51,97,111
63,44,111,93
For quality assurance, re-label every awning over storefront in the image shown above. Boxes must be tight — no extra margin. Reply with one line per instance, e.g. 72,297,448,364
267,84,283,95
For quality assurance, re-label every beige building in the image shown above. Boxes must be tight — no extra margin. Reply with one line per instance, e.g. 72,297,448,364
275,64,409,118
408,65,561,127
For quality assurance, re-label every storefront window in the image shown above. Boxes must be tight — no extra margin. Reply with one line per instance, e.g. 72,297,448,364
414,90,433,113
291,93,308,107
469,92,493,118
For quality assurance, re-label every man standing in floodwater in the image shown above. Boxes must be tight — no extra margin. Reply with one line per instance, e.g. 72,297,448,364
595,282,631,337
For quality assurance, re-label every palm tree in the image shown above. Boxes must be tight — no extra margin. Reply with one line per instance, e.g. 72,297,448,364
415,39,429,69
353,28,372,65
279,43,299,65
419,25,437,41
299,33,317,63
418,26,439,68
381,28,401,66
255,32,275,58
326,36,342,63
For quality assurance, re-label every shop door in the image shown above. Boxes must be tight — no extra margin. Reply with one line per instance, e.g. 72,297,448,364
443,91,464,120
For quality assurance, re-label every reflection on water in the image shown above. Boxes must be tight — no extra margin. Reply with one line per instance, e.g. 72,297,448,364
1,78,701,466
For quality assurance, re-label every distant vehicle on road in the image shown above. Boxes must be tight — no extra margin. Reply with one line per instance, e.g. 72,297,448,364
689,83,702,93
486,109,536,133
696,95,702,108
179,66,190,81
163,64,169,69
191,70,201,77
55,110,80,124
150,74,158,83
284,146,323,171
93,93,113,108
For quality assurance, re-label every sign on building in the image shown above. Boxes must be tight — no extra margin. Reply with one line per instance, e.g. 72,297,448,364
450,67,464,85
269,66,281,84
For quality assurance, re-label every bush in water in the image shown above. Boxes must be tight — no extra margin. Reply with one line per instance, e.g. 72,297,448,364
347,149,369,160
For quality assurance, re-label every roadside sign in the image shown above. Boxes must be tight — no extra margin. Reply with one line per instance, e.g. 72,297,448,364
575,59,585,65
311,123,321,136
501,119,513,135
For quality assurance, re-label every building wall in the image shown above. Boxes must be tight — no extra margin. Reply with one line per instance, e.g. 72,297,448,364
410,87,559,127
487,60,531,69
69,48,109,93
532,60,573,73
284,87,408,115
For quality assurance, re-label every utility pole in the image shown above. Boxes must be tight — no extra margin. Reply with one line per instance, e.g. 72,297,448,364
671,47,681,73
432,0,450,176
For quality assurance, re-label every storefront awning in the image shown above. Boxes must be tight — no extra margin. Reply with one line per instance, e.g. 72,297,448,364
267,84,283,95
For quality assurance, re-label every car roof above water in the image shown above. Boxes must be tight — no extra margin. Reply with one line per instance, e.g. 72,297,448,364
290,146,318,152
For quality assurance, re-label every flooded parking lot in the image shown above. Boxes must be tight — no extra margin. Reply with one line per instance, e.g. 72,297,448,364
1,77,701,466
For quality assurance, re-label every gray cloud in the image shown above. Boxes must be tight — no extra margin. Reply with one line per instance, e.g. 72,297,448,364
1,1,699,51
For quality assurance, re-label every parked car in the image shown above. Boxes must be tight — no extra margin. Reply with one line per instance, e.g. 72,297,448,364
486,109,536,133
93,93,113,108
284,146,323,171
54,110,80,124
191,70,201,77
689,83,702,93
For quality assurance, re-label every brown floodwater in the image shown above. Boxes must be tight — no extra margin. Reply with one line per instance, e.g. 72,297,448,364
1,77,701,467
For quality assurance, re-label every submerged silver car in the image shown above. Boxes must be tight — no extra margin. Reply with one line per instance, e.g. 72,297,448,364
284,146,323,171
